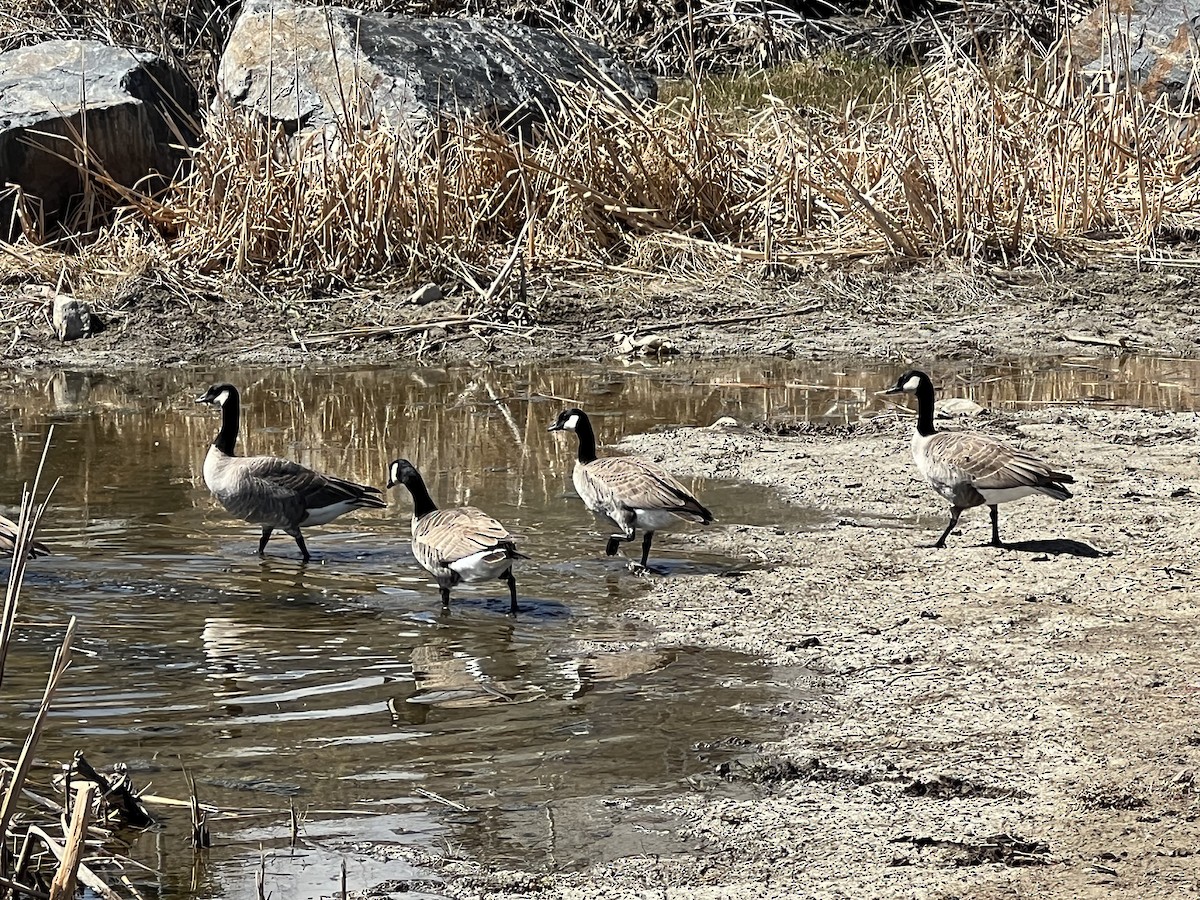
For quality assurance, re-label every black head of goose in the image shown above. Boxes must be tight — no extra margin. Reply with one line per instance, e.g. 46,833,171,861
547,407,713,571
884,370,1075,548
386,458,523,615
196,383,385,562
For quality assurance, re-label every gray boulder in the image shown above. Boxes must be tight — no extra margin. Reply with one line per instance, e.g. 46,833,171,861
1073,0,1200,109
52,295,95,342
217,0,656,135
0,40,196,239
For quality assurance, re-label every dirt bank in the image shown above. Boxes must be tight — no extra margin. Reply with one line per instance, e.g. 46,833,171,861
5,259,1200,369
370,396,1200,898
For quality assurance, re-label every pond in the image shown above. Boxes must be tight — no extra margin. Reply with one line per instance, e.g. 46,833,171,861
0,354,1195,898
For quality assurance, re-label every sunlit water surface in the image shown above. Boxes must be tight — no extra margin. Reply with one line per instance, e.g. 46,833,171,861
0,355,1194,898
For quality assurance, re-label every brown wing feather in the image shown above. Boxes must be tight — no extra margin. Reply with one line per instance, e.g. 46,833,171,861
242,456,385,513
927,432,1071,490
413,507,515,566
580,457,712,521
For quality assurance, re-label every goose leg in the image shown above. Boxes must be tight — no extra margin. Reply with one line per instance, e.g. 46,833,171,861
934,507,964,549
605,536,623,556
504,569,518,615
989,504,1003,548
439,585,451,610
257,527,273,557
640,532,655,568
287,529,311,563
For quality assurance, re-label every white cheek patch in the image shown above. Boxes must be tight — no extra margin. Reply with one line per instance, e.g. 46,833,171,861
563,414,580,431
389,463,401,484
215,389,231,406
902,376,921,392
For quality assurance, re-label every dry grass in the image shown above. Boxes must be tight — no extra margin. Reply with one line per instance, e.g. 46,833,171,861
4,35,1200,304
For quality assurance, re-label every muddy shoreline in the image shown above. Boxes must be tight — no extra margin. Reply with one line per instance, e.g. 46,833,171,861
349,258,1200,898
369,397,1200,899
8,260,1200,898
5,260,1200,370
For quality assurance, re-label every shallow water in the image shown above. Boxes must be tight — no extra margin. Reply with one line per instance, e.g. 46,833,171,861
0,354,1194,898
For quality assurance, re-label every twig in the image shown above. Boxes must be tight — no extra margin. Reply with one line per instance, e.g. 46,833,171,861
0,427,57,685
24,824,121,900
295,315,536,348
414,786,470,812
49,783,96,900
183,763,210,848
1061,331,1131,349
608,304,823,339
0,616,76,839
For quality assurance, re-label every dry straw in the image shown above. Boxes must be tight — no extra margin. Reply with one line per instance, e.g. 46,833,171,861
4,26,1200,295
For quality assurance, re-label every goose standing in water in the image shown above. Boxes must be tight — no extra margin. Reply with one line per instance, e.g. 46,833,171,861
387,458,523,615
885,370,1074,548
196,383,385,561
0,514,48,558
548,408,713,571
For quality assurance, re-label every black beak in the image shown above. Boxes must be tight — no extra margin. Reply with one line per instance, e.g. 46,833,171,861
547,422,562,432
196,393,212,404
386,479,396,489
883,386,903,395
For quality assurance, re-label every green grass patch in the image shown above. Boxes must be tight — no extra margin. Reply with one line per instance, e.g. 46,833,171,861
660,54,907,120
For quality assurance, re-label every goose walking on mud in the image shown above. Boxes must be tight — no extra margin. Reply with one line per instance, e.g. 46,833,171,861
196,383,385,561
387,458,524,615
548,408,713,571
884,370,1074,548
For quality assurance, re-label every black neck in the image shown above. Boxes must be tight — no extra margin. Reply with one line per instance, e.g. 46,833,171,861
915,381,936,437
213,391,240,455
573,414,598,464
404,473,439,518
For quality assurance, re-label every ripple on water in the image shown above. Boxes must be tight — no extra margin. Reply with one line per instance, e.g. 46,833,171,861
4,356,1173,897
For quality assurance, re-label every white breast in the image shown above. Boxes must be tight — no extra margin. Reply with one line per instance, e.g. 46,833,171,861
572,463,605,515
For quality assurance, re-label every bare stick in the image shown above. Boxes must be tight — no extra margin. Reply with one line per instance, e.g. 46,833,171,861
0,616,76,839
0,425,57,686
607,304,823,339
24,825,121,900
49,782,96,900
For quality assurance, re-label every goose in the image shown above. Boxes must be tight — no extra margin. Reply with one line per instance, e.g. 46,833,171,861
386,458,524,614
0,513,48,559
195,383,385,561
884,370,1074,548
548,408,713,570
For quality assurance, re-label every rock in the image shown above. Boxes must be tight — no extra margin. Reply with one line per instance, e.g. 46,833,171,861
0,40,196,238
52,295,94,342
1072,0,1200,109
217,0,656,136
935,397,985,418
410,283,442,306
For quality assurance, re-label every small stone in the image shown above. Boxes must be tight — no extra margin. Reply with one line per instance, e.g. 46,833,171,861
52,295,93,342
710,416,739,429
410,283,442,305
935,397,985,418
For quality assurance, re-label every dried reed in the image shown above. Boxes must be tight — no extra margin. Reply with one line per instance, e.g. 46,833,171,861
3,29,1199,302
0,430,139,897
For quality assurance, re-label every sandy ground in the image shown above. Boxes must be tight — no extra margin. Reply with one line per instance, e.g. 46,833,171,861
371,398,1200,898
